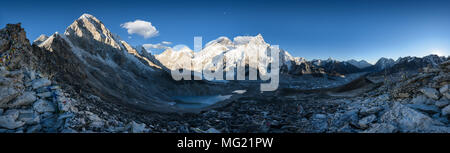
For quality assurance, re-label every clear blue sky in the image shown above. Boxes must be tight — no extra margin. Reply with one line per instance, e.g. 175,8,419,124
1,0,449,63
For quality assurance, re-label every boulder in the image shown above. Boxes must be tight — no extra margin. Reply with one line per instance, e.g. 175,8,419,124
444,92,450,99
435,99,449,108
411,94,432,105
359,106,383,116
0,87,20,107
380,102,449,133
4,109,20,120
442,105,450,116
358,115,377,129
205,128,221,133
362,123,398,133
129,121,147,133
439,84,449,94
33,99,56,113
86,111,104,129
8,92,37,107
31,78,51,89
26,124,42,133
37,92,52,98
18,109,40,125
0,114,25,129
420,87,440,100
406,104,440,114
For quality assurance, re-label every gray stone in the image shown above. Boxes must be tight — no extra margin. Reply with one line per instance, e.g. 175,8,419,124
442,105,450,116
9,92,37,107
411,95,431,105
0,114,25,129
359,106,383,116
358,115,377,129
33,99,56,113
406,104,440,114
343,110,359,126
362,123,398,133
435,99,449,108
432,113,449,124
129,121,147,133
18,110,40,125
41,116,57,128
0,87,20,107
380,102,448,133
4,109,20,120
444,92,450,99
31,78,51,89
178,125,189,133
0,108,3,115
420,87,440,100
37,92,52,98
26,124,42,133
86,112,104,129
205,128,221,133
57,113,74,120
439,84,449,94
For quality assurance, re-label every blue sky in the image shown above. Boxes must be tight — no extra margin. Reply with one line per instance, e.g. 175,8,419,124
1,0,449,63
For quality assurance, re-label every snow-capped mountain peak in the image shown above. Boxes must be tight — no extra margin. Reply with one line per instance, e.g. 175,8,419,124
205,36,233,48
346,59,372,69
233,33,266,46
79,13,95,19
374,57,396,70
64,13,122,50
33,34,49,46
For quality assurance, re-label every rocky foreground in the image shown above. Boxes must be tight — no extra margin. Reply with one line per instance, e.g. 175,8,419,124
1,60,448,133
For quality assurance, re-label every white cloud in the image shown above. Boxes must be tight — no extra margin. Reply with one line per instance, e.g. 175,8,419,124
142,43,169,51
121,20,159,38
161,41,172,45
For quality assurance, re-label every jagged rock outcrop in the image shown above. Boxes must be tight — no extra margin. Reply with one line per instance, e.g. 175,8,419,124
0,23,38,70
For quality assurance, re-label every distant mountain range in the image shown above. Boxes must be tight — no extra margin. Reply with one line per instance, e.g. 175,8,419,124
26,14,449,109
